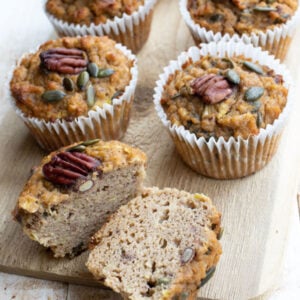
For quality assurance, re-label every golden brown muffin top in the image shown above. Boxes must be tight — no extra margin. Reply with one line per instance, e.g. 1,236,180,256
187,0,298,35
16,140,147,214
161,55,288,140
46,0,145,25
10,36,134,122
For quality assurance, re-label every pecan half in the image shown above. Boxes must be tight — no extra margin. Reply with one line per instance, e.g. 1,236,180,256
42,151,101,185
40,48,88,75
190,74,232,104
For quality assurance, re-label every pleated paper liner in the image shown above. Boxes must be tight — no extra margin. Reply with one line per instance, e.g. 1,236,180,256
44,0,157,54
179,0,300,61
10,43,138,152
153,41,294,179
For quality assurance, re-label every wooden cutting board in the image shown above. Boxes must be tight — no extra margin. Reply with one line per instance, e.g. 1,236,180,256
0,1,300,299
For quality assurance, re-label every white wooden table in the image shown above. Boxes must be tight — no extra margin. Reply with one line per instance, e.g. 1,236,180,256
0,1,300,299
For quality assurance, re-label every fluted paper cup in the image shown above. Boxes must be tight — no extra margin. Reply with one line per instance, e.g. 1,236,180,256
9,43,138,152
153,41,294,179
179,0,300,61
44,0,157,53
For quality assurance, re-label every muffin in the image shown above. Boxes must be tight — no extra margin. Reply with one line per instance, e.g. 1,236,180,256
154,41,293,179
13,139,147,258
45,0,157,53
87,187,222,300
179,0,300,60
9,36,137,151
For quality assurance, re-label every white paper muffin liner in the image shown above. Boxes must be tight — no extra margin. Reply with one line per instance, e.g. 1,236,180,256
153,41,294,179
44,0,157,53
179,0,300,61
9,43,138,152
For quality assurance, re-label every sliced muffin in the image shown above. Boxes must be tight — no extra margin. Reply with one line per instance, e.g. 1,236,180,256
87,187,222,299
13,139,146,258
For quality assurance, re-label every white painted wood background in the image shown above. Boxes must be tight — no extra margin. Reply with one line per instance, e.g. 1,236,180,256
0,0,300,299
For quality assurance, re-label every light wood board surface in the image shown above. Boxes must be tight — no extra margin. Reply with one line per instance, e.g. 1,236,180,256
0,0,300,299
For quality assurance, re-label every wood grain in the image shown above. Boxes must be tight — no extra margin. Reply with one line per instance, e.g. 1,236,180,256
0,0,300,299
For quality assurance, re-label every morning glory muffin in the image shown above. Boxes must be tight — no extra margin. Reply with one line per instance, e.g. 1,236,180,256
87,187,222,300
179,0,300,60
10,36,137,151
13,139,147,258
154,41,293,179
45,0,157,53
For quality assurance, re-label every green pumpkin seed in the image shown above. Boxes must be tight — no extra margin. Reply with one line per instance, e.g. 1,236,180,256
267,0,275,3
111,90,123,100
199,267,216,288
181,247,195,264
86,84,95,108
82,139,100,146
77,71,90,90
210,14,223,22
63,77,75,92
225,69,240,85
98,68,115,78
257,111,263,127
157,277,171,286
67,144,86,152
41,90,66,102
87,62,99,78
253,6,276,12
243,61,264,75
217,227,224,240
251,100,261,112
222,58,235,68
180,292,189,300
245,87,265,102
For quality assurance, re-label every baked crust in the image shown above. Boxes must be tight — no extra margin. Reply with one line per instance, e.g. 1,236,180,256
10,36,133,121
161,55,288,140
46,0,145,25
187,0,298,35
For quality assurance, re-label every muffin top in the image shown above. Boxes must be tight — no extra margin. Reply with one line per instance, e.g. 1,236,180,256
15,139,147,214
161,55,288,140
10,36,134,122
46,0,145,25
187,0,298,35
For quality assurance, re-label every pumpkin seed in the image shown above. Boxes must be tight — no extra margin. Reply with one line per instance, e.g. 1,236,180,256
251,100,261,112
82,139,100,146
180,292,189,300
267,0,275,3
225,69,240,85
63,77,75,92
98,68,115,78
210,14,223,22
257,111,263,127
157,277,171,285
77,71,89,90
67,144,86,152
243,61,264,75
181,247,195,264
199,267,216,288
222,58,235,68
253,6,276,12
217,227,224,240
79,180,94,192
86,84,95,108
87,62,99,78
111,90,123,100
171,92,181,99
41,90,66,102
245,87,265,102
